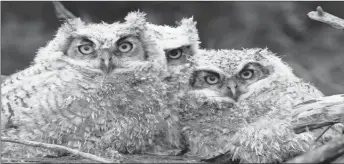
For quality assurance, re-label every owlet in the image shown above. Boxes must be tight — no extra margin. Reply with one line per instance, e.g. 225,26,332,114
1,11,184,159
179,48,343,163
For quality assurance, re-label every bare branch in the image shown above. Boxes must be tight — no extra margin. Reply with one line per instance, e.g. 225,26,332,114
1,137,119,163
52,1,77,20
285,136,344,163
308,6,344,30
291,94,344,134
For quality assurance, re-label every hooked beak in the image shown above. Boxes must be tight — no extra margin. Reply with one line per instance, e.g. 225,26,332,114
226,79,240,101
100,50,115,74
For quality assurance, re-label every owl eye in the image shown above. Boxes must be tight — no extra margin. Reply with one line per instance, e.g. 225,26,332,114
205,75,220,84
240,69,254,79
78,44,95,55
167,49,183,59
118,41,133,53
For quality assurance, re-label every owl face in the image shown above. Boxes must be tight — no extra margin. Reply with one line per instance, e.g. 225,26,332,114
195,48,297,102
65,34,145,74
189,68,236,103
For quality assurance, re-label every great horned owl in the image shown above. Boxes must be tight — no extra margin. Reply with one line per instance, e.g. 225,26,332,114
180,48,343,163
1,11,184,159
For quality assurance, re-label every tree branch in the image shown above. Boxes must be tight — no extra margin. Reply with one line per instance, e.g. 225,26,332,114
308,6,344,30
291,94,344,134
1,137,119,163
285,136,344,163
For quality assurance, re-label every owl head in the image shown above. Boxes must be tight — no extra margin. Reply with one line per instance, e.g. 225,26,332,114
35,11,166,76
193,48,302,103
146,18,200,81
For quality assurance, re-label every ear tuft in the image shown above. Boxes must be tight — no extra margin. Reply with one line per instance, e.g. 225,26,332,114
178,16,198,34
64,18,85,31
177,16,200,49
124,11,147,31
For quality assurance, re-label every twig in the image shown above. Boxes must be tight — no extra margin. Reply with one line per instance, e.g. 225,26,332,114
315,124,333,142
1,137,119,163
291,94,344,134
285,136,344,163
308,6,344,30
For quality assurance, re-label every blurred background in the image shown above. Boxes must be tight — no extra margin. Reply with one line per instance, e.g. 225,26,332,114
1,1,344,95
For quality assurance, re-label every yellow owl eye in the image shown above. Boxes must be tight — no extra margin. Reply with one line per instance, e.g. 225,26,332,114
118,42,133,53
240,69,254,79
78,44,94,55
205,75,220,84
167,49,183,59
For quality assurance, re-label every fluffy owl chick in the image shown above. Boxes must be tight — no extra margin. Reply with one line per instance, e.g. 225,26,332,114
40,14,186,157
180,48,342,163
2,12,176,158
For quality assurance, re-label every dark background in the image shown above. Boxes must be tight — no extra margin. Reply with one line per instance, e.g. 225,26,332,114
1,1,344,95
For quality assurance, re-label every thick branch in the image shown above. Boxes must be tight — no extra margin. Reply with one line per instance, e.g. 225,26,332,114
308,6,344,30
291,94,344,134
1,137,118,163
285,136,344,163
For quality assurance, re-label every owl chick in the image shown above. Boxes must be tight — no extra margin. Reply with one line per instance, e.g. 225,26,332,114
180,48,343,163
2,11,185,159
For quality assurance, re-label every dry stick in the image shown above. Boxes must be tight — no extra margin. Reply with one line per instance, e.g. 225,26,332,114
1,137,118,163
308,6,344,30
285,136,344,163
315,124,333,142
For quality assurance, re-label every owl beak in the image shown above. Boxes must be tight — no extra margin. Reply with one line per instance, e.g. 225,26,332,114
100,51,114,74
226,80,239,101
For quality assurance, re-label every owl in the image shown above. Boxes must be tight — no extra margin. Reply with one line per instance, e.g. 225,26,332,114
1,11,186,159
179,48,343,163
